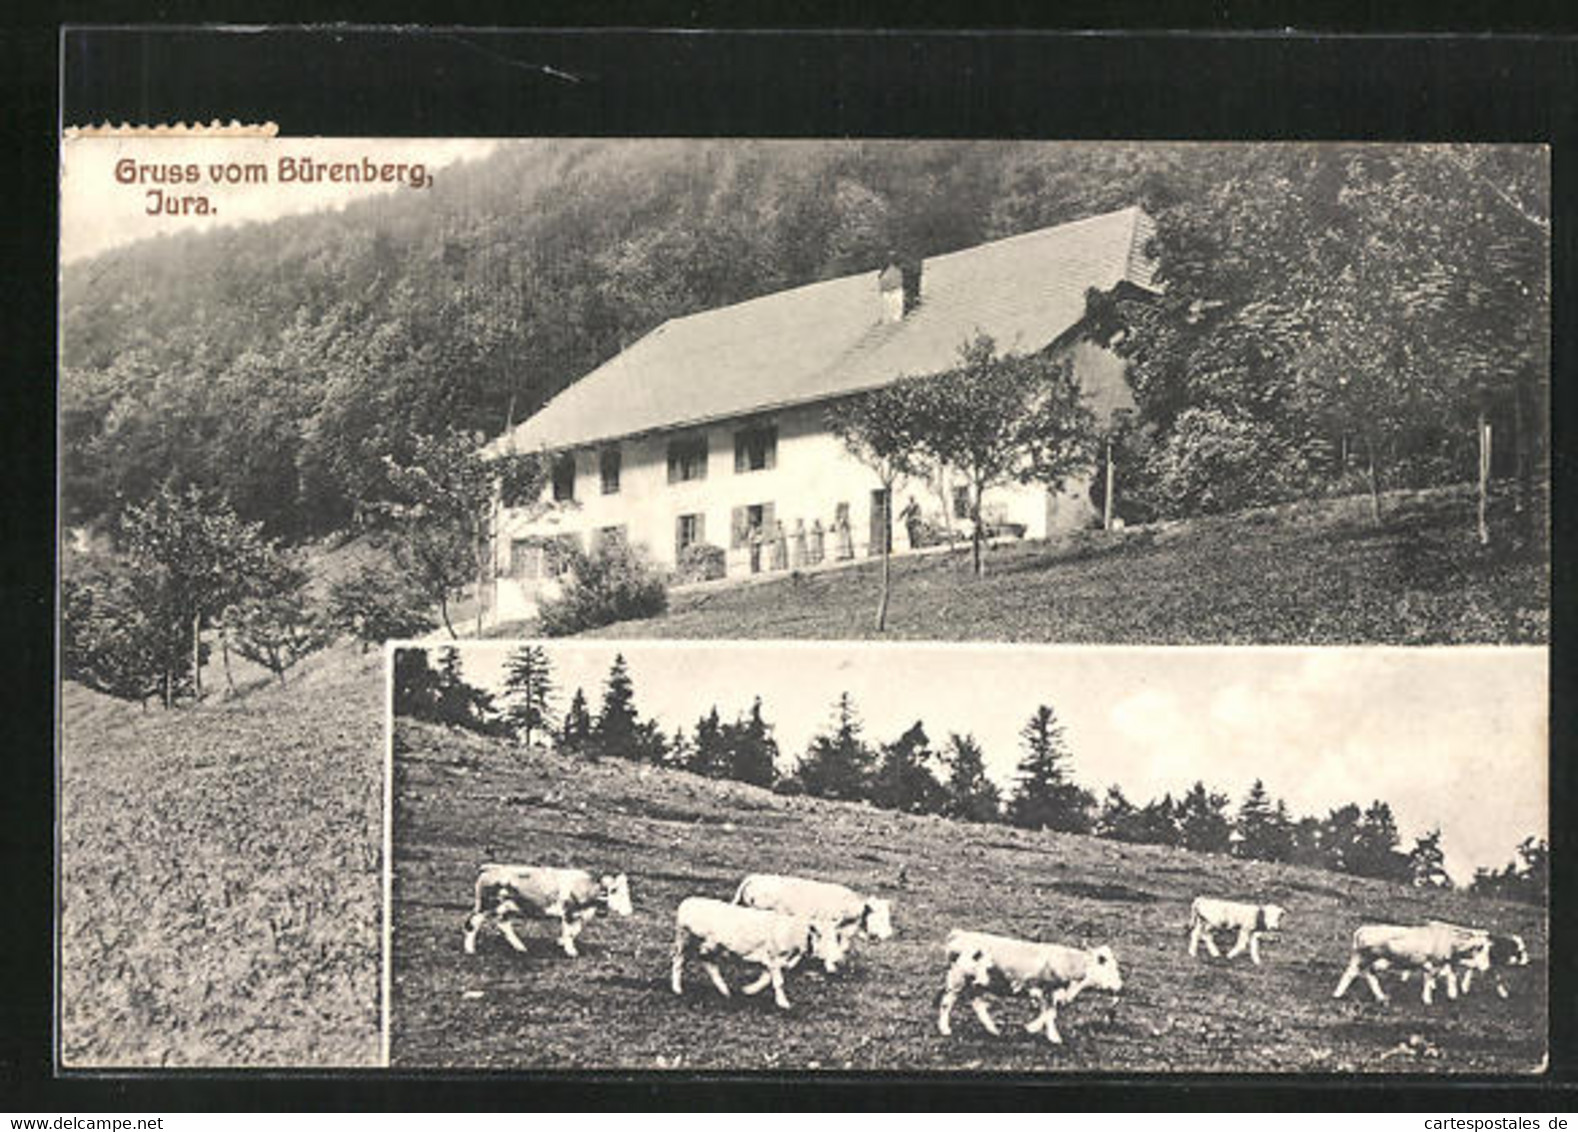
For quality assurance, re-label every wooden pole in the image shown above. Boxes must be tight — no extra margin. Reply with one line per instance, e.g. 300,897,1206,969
1478,405,1493,547
1103,437,1115,532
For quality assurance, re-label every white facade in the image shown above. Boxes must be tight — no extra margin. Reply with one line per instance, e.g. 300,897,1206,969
488,338,1130,623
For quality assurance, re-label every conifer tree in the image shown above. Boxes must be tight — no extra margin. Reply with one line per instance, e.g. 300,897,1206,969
1233,778,1291,861
559,686,594,758
871,720,947,814
942,733,1001,823
724,698,780,788
1177,781,1233,853
798,693,875,802
592,653,639,759
691,706,729,778
1408,827,1453,889
1096,785,1140,841
1005,705,1094,832
502,643,555,747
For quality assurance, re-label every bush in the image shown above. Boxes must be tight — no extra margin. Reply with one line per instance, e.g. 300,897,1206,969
1145,408,1317,517
328,566,439,651
538,538,668,636
672,541,727,584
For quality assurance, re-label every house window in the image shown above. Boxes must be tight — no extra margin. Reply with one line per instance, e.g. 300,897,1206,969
551,454,577,502
599,447,622,495
510,534,583,580
590,525,627,555
734,424,777,473
675,513,705,560
667,435,708,483
730,503,775,549
952,485,972,520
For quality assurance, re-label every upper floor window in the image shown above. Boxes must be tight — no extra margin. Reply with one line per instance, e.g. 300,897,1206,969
667,435,708,484
734,424,778,473
600,447,622,495
551,454,577,503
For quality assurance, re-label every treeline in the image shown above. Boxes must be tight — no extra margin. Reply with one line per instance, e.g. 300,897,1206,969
63,142,1547,551
393,646,1546,903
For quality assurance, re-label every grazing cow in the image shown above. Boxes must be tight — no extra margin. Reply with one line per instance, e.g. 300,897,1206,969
1332,922,1491,1005
670,896,850,1010
938,929,1124,1045
462,865,632,957
733,874,894,957
1424,922,1530,999
1188,896,1286,966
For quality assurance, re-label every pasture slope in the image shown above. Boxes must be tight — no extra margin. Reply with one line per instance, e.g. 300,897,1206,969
391,720,1546,1073
59,647,386,1067
573,486,1548,645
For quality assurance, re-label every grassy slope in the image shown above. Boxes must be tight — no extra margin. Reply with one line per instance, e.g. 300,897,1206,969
566,487,1547,644
59,645,386,1067
391,720,1545,1073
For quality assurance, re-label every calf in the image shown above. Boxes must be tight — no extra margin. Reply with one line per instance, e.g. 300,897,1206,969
938,929,1124,1045
734,873,894,961
1332,922,1491,1005
670,896,849,1010
1425,922,1530,999
1188,896,1286,966
462,864,632,958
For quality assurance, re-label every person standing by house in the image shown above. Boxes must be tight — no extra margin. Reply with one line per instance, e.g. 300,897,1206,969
770,519,789,570
791,518,808,569
834,507,854,560
748,520,764,574
809,517,825,566
899,494,923,551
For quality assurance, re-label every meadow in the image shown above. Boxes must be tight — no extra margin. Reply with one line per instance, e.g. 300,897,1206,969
390,719,1545,1074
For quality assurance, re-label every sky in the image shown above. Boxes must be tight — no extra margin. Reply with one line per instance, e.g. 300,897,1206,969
429,642,1547,886
59,135,500,263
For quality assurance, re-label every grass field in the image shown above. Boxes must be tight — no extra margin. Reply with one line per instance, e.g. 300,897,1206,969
59,646,386,1067
390,719,1546,1073
549,486,1547,645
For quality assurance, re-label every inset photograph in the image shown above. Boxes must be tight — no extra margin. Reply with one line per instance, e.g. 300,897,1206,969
387,642,1546,1072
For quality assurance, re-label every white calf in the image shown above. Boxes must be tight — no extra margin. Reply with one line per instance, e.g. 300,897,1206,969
462,865,632,958
1333,922,1491,1005
670,896,849,1010
938,929,1124,1045
1188,896,1286,966
734,873,894,961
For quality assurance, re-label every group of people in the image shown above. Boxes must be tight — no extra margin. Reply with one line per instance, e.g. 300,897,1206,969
746,512,855,573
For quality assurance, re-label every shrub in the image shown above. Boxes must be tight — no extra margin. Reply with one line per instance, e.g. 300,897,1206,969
1145,408,1316,517
672,541,726,585
328,565,439,651
538,538,668,636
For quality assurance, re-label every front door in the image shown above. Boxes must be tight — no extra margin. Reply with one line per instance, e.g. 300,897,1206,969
869,488,890,557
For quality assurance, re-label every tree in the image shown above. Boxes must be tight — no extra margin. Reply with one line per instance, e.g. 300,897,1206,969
431,646,498,731
327,564,439,652
1133,793,1181,847
1095,785,1141,842
1408,827,1453,889
378,431,543,638
870,720,947,815
907,335,1097,575
1176,781,1233,854
592,653,639,759
1319,803,1365,873
828,387,927,630
941,733,1001,823
690,706,730,778
1350,799,1410,881
392,647,442,718
61,556,185,708
722,698,780,788
1005,705,1094,833
225,587,330,688
502,644,555,747
118,482,278,704
559,687,594,758
1233,779,1291,862
797,693,875,802
1470,835,1547,905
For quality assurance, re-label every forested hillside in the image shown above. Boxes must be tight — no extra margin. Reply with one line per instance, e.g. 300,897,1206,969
60,141,1549,543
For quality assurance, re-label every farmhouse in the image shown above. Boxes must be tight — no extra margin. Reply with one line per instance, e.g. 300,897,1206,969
484,205,1159,621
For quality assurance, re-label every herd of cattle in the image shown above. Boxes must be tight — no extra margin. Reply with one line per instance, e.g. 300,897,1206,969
459,864,1532,1047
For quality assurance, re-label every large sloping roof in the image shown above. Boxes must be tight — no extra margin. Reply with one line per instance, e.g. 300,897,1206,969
488,205,1157,455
